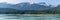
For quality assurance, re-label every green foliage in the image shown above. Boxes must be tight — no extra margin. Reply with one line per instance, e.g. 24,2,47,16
24,5,60,14
1,5,60,14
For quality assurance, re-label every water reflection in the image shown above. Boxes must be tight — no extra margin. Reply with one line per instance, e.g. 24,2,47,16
0,14,60,20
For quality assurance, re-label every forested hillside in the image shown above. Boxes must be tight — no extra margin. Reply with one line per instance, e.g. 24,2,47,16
24,5,60,14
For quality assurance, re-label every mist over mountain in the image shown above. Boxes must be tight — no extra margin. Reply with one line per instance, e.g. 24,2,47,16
0,2,58,14
0,2,54,10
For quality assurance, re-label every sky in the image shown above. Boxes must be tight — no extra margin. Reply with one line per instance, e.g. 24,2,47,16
0,0,60,5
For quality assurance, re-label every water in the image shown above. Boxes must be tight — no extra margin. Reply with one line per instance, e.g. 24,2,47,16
0,14,60,20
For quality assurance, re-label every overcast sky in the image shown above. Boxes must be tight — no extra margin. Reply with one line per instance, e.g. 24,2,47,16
0,0,60,5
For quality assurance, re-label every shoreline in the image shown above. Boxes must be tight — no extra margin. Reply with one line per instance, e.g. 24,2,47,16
0,14,59,16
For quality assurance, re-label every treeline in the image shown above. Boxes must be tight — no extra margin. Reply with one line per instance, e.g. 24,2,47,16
24,5,60,14
0,5,60,14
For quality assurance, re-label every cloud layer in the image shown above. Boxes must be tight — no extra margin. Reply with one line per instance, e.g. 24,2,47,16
0,0,60,5
0,0,30,4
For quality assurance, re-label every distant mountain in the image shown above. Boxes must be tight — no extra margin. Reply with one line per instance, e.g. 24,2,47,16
0,8,25,14
49,5,60,13
0,2,57,14
13,2,54,10
40,5,60,14
0,2,12,8
0,2,54,10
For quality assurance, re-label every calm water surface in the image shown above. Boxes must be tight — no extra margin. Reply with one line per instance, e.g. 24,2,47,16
0,14,60,20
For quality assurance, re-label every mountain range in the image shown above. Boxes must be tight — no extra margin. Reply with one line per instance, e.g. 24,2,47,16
0,2,54,10
0,2,56,14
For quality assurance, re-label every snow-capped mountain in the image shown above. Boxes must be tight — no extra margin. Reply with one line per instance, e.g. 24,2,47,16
0,2,54,10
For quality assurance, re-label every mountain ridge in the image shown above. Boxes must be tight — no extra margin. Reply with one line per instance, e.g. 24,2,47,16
0,2,54,10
